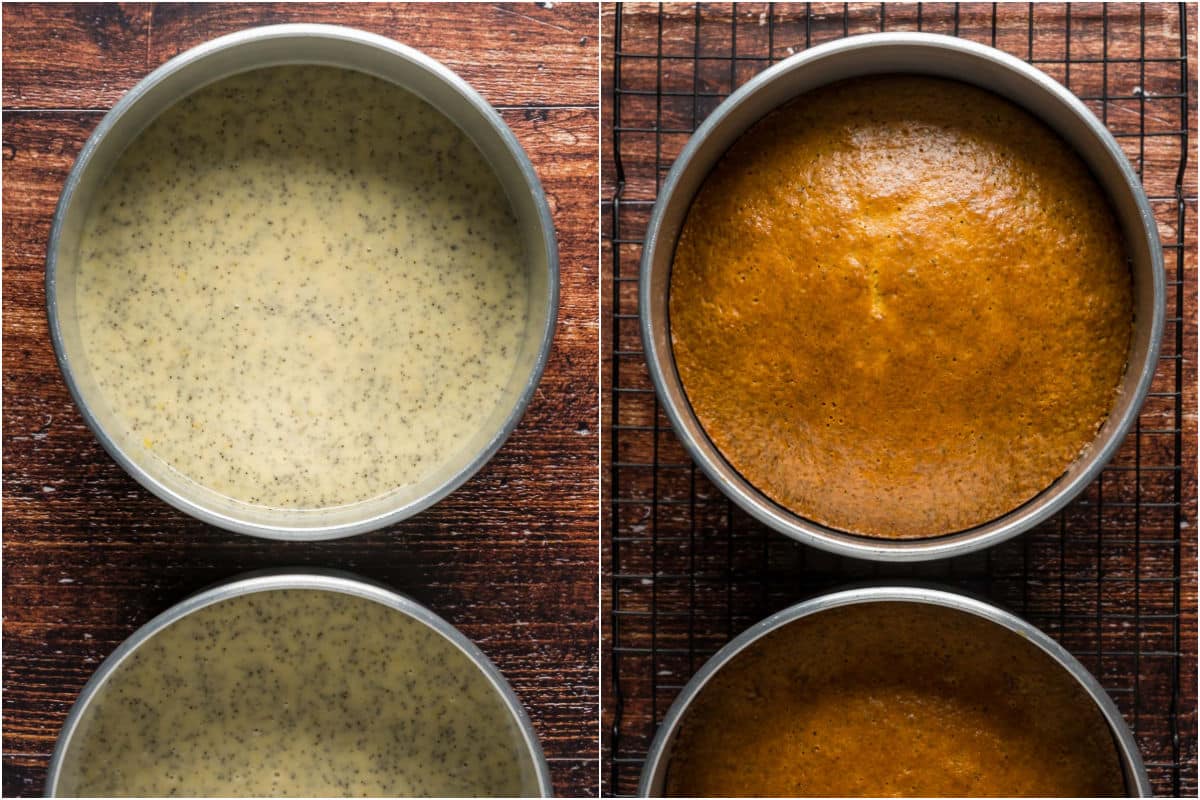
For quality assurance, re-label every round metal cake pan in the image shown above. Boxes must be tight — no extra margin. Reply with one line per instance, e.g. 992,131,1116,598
45,568,553,797
46,24,558,540
638,584,1151,798
639,32,1164,561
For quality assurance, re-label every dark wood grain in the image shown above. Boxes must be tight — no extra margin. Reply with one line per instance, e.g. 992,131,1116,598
2,4,599,798
2,2,597,109
601,2,1196,797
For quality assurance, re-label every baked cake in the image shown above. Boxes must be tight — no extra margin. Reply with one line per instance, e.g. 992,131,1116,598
663,602,1127,797
669,75,1132,538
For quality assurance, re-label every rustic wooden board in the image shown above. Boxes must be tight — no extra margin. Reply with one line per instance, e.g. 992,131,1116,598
2,3,599,798
601,2,1196,797
2,2,598,109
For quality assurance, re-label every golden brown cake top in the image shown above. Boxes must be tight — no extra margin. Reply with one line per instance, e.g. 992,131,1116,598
664,602,1127,798
669,75,1132,539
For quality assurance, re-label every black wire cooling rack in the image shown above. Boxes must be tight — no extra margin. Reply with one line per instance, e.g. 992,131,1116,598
603,3,1195,796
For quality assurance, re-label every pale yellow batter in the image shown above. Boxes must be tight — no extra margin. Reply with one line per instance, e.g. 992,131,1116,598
76,66,529,508
56,589,541,797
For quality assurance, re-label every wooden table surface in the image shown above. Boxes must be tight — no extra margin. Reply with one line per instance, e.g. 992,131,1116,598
2,3,599,797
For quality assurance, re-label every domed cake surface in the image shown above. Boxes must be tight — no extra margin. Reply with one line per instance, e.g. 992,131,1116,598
670,75,1132,539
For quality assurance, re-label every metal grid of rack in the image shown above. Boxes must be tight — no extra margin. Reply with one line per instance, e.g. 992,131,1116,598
604,3,1195,796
